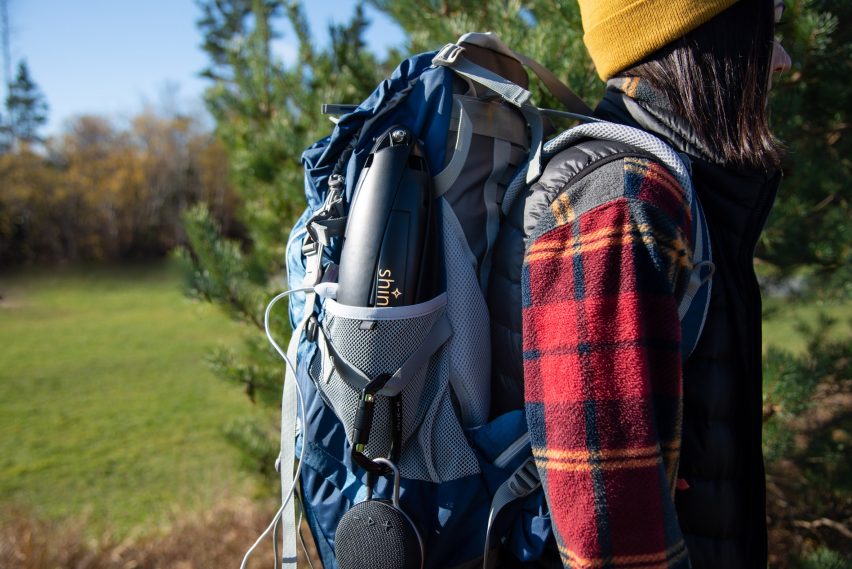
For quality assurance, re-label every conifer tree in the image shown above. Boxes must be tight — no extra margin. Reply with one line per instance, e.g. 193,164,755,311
368,0,600,106
0,111,11,153
191,0,849,482
762,0,851,296
5,60,48,145
186,0,394,473
190,3,848,562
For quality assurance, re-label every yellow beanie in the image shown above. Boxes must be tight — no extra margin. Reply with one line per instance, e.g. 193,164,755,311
578,0,739,80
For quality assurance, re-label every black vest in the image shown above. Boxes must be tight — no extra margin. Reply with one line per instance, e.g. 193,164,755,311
488,88,780,569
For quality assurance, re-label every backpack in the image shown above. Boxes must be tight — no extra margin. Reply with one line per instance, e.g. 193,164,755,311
265,32,714,569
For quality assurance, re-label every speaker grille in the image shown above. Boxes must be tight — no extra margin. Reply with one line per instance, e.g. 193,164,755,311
335,500,422,569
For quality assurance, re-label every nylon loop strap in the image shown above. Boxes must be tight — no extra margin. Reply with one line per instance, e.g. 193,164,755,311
512,51,593,116
279,323,303,569
433,45,532,108
434,97,474,197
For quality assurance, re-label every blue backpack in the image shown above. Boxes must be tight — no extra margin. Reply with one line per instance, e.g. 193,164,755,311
266,33,713,569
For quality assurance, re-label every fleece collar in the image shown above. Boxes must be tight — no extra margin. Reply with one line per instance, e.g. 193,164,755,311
595,77,723,165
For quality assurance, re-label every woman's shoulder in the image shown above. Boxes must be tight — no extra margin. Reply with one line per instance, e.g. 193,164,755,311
527,140,691,243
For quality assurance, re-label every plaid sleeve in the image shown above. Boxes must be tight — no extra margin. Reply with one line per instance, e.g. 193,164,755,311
523,157,693,569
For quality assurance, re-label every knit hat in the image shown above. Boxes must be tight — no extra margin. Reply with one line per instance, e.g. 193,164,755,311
578,0,739,80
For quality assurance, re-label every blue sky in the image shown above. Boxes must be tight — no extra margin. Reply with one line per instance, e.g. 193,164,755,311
6,1,406,136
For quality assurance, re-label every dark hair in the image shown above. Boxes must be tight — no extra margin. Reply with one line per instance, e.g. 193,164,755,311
623,0,781,171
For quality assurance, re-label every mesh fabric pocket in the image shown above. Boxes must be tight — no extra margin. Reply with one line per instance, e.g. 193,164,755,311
313,295,480,482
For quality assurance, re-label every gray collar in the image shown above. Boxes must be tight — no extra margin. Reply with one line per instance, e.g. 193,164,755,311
595,78,723,165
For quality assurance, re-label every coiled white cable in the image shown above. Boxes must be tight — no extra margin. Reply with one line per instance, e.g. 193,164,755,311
240,287,315,569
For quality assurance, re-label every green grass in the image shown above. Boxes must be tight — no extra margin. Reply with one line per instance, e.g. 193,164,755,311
0,260,846,541
762,295,852,354
0,261,263,537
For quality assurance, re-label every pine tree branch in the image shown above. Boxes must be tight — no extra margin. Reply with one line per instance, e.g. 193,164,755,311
792,518,852,540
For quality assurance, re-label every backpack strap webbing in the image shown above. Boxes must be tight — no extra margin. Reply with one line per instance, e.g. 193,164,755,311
454,31,594,118
483,456,542,569
279,176,348,568
433,44,546,184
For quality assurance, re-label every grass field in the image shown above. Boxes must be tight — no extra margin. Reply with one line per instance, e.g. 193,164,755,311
0,262,264,537
0,260,848,546
762,295,852,354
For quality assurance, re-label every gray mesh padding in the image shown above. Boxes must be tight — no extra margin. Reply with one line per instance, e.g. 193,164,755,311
440,198,491,428
504,122,695,215
417,388,481,480
313,296,481,481
325,308,439,377
322,302,440,460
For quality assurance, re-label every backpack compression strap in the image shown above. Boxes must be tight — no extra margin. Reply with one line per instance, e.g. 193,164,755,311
433,43,544,185
432,38,593,186
278,177,348,569
456,31,593,118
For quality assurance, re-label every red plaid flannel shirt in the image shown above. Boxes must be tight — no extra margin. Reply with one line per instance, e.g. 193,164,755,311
523,155,693,568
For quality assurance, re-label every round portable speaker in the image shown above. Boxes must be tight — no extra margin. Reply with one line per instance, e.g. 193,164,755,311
335,499,423,569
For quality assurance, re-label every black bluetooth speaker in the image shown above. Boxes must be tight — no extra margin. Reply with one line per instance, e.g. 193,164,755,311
334,499,423,569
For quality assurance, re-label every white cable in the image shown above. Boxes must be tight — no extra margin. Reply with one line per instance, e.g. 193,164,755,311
241,503,286,569
272,509,281,569
264,287,314,365
297,507,317,569
240,287,314,569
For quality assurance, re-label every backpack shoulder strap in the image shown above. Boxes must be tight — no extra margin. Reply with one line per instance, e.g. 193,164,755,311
511,121,714,358
675,152,714,360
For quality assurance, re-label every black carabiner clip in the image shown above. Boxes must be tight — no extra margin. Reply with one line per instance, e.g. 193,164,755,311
351,373,403,477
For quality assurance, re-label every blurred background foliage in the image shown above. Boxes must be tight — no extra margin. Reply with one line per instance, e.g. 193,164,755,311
0,110,241,265
764,0,851,298
0,0,849,567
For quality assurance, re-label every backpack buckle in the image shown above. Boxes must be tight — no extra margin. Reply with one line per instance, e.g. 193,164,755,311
433,43,465,66
353,373,394,454
301,236,318,257
507,457,541,498
305,315,319,343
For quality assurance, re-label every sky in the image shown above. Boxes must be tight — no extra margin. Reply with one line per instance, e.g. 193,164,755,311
5,0,406,136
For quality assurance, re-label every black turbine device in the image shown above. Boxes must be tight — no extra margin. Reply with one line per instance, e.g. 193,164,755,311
336,125,439,308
